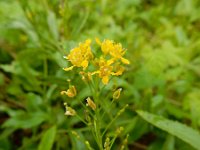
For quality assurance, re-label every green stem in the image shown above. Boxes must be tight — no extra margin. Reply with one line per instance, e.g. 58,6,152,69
101,98,115,119
92,78,103,150
102,104,128,137
76,113,88,125
43,57,48,102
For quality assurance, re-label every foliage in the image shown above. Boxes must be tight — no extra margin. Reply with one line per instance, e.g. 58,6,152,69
0,0,200,149
137,110,200,150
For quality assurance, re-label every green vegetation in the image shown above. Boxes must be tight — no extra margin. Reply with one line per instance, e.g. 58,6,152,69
1,0,200,149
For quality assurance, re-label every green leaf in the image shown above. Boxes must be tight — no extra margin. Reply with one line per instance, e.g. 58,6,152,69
47,11,58,41
38,126,57,150
2,111,48,129
162,135,175,150
137,110,200,150
0,72,4,85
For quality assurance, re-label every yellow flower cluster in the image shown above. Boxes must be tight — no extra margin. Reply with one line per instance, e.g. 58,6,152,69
63,39,93,71
63,38,130,85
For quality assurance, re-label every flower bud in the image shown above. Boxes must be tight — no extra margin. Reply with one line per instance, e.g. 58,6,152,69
86,97,96,110
113,88,122,100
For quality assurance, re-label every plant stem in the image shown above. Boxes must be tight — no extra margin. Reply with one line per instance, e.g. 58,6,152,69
92,77,103,150
43,57,48,102
102,104,128,137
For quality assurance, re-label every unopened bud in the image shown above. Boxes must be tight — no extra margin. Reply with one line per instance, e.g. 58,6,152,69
86,97,96,110
113,88,122,100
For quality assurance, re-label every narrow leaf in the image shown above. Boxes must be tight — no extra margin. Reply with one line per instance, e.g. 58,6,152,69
38,126,57,150
137,110,200,150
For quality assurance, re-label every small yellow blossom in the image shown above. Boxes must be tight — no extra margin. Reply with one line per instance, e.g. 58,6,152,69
61,85,77,97
96,38,130,64
63,39,93,71
96,38,114,55
92,57,114,84
113,88,122,99
92,57,126,84
86,97,96,110
109,43,130,64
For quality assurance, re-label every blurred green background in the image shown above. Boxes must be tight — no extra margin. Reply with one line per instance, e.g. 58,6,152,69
1,0,200,150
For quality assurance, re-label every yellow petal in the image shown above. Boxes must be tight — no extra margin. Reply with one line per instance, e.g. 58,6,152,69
63,66,74,71
60,91,68,95
102,76,109,84
61,85,77,98
81,60,88,70
121,57,130,64
91,71,100,75
107,59,114,65
60,90,75,97
66,89,75,97
112,66,125,76
85,39,92,45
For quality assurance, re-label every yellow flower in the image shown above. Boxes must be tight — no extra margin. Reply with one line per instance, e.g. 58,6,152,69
63,39,93,71
60,85,77,98
92,57,126,84
86,97,96,110
63,39,129,85
96,38,114,55
96,38,130,64
92,57,114,84
109,43,130,64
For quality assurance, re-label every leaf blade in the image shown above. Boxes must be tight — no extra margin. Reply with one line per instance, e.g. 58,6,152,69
38,126,57,150
136,110,200,150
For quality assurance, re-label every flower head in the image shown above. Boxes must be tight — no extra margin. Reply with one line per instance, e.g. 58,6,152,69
92,57,114,84
110,43,130,64
63,38,129,85
96,38,114,55
96,38,130,64
63,39,93,71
